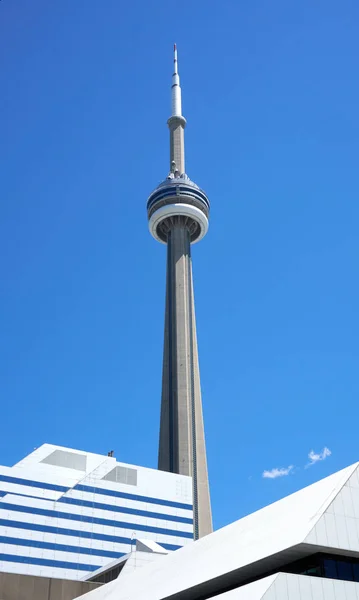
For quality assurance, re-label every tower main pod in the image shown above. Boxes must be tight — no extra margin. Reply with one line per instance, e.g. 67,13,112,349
147,46,212,539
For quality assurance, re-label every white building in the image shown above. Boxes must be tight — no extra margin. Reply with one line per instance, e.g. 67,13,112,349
76,461,359,600
0,444,193,581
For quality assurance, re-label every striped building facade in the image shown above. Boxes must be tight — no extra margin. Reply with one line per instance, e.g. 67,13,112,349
0,444,193,580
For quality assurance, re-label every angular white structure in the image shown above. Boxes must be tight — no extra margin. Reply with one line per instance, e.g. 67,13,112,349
0,444,193,581
76,461,359,600
83,539,168,585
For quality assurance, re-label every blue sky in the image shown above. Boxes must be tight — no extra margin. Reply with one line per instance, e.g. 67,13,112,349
1,0,358,530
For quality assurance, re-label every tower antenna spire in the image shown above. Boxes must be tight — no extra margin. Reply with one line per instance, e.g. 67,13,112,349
171,43,182,117
174,43,178,74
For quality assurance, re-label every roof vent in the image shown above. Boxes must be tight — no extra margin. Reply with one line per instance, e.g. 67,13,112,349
41,450,87,471
102,466,137,486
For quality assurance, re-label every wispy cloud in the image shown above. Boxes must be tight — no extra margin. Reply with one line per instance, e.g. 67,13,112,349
306,447,331,468
262,447,332,479
262,465,293,479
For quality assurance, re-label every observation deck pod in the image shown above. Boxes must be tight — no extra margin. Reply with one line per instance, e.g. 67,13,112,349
147,174,210,244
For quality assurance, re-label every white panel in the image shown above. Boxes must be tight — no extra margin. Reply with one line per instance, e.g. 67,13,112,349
309,577,324,600
346,516,359,551
331,491,346,516
263,586,276,600
334,514,350,548
0,483,59,501
341,485,356,518
307,513,328,546
351,487,359,519
344,580,358,600
285,573,300,599
272,573,289,599
319,578,336,600
354,517,359,552
2,493,56,510
297,575,312,599
348,468,359,489
323,512,340,547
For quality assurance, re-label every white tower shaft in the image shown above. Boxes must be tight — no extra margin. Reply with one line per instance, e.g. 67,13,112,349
168,45,186,175
171,44,182,117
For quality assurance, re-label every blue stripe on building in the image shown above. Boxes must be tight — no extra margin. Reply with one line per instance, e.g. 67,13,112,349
58,496,193,525
0,502,193,539
0,489,193,525
0,553,100,572
74,484,193,511
0,475,193,511
0,535,124,560
0,475,68,493
0,518,183,551
0,491,56,503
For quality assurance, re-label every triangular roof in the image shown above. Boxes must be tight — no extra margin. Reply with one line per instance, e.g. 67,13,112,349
75,462,359,600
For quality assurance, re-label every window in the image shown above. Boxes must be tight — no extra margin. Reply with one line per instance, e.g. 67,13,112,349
337,560,353,581
323,559,337,579
352,564,359,582
285,554,359,584
302,565,321,577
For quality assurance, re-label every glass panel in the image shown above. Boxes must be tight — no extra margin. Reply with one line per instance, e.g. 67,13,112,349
302,566,321,577
324,559,337,579
337,560,353,581
353,563,359,582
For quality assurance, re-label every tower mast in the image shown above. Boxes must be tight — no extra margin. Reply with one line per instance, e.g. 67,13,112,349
168,44,186,176
147,46,212,539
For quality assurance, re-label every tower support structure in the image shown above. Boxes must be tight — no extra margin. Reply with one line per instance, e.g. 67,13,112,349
147,46,212,539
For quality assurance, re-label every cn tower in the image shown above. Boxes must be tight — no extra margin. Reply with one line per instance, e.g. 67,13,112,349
147,46,212,539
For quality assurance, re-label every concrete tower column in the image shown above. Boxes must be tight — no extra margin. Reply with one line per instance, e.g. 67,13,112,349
147,46,213,540
168,116,186,175
158,222,212,538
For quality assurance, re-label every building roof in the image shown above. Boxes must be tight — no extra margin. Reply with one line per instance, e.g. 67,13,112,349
214,572,359,599
75,462,359,600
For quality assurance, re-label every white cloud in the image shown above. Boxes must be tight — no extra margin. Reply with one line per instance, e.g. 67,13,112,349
306,447,332,467
262,465,293,479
